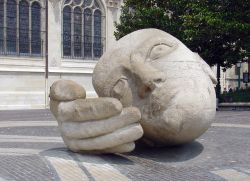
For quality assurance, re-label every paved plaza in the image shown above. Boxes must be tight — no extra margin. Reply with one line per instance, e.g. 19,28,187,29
0,110,249,181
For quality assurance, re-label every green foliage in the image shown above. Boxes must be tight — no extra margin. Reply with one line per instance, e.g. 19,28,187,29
115,0,250,68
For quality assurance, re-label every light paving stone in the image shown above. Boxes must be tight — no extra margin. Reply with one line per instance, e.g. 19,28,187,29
212,123,250,129
0,135,62,143
82,163,130,181
46,156,89,181
211,169,250,181
0,148,42,156
76,154,130,181
0,121,57,128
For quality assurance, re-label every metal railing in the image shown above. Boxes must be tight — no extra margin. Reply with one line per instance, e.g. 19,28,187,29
221,87,250,103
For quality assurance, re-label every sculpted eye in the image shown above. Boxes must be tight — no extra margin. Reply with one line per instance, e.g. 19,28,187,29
148,44,174,61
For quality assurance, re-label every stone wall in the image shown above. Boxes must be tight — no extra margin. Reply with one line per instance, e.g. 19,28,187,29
0,0,122,109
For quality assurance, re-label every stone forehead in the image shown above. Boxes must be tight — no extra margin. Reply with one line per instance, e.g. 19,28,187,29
114,28,180,51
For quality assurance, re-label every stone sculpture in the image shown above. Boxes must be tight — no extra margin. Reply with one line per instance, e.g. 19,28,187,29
50,29,217,153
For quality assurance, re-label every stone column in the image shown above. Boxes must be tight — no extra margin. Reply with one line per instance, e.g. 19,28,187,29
105,0,122,50
48,0,62,67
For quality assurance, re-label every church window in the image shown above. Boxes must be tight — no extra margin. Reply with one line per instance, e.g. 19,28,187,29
0,0,44,57
62,0,105,60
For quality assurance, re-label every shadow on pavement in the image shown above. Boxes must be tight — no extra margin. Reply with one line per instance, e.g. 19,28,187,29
100,154,135,165
41,141,203,165
129,141,204,163
41,147,135,165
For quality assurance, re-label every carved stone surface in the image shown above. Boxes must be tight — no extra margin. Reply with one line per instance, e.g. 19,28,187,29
50,82,143,153
50,80,86,101
105,0,121,8
93,29,217,146
50,29,217,153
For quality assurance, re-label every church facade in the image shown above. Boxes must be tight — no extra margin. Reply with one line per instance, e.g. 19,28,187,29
0,0,248,109
0,0,122,109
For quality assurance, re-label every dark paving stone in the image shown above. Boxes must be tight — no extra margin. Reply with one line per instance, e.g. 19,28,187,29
0,109,55,122
215,111,250,125
0,110,249,180
0,127,60,137
0,155,57,181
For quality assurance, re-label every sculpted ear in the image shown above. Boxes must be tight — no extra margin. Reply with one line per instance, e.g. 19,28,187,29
195,53,218,85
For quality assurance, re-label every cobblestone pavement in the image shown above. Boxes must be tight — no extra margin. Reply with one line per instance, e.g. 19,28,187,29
0,110,249,181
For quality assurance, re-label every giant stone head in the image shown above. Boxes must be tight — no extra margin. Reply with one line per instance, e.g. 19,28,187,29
93,29,217,146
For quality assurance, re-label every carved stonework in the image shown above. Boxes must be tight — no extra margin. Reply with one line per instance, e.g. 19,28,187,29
50,29,217,154
49,0,61,8
105,0,121,8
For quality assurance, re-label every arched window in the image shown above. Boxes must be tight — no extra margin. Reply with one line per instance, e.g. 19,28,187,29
84,8,92,58
0,0,43,57
63,6,72,57
62,0,105,60
31,2,41,55
0,0,4,53
6,0,17,54
19,0,29,54
74,7,82,57
93,10,102,58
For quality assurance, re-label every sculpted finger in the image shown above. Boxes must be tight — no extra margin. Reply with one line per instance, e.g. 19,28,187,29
50,80,86,102
60,107,141,139
63,123,143,151
57,98,122,122
103,142,135,153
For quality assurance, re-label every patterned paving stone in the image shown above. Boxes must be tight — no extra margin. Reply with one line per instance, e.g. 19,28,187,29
0,110,249,181
0,155,57,181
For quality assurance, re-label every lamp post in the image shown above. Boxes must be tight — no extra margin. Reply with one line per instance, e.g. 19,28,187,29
45,0,49,108
236,61,242,90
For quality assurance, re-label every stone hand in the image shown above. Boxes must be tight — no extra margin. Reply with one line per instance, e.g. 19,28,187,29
50,80,143,153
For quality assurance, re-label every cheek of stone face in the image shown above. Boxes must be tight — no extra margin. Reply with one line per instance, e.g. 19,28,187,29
131,82,172,123
137,79,216,146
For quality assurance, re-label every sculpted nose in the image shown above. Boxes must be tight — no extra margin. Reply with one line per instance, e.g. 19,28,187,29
152,72,166,84
137,71,166,98
145,71,166,90
130,52,166,98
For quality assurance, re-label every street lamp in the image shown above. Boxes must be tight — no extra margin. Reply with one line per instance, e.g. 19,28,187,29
236,61,242,90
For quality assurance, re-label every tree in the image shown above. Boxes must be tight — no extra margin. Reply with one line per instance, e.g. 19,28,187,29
115,0,250,97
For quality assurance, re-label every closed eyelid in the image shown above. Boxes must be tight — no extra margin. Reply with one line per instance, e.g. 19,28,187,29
147,44,177,61
148,43,172,55
146,39,178,58
131,37,178,62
